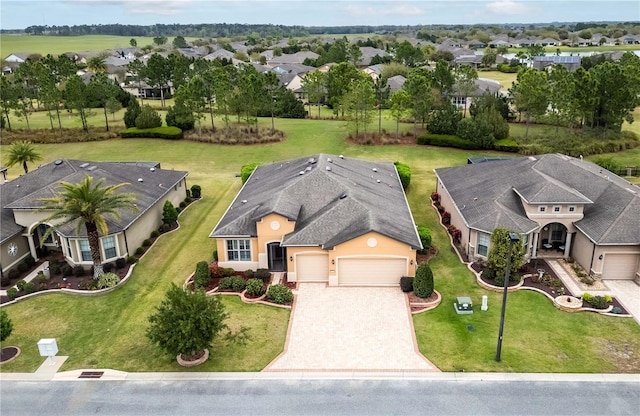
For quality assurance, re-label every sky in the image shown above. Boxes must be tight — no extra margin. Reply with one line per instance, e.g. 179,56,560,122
1,1,638,30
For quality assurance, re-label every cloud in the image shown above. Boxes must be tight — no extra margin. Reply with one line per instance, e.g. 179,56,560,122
66,0,194,16
485,0,538,15
346,2,425,18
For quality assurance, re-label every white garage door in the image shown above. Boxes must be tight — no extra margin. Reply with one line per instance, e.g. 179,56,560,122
338,258,407,286
296,254,329,282
602,254,639,280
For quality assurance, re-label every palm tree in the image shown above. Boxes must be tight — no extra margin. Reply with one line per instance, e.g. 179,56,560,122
40,176,138,279
5,140,42,174
86,55,107,74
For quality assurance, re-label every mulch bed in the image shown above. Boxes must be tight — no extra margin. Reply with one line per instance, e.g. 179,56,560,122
0,347,19,363
407,291,438,304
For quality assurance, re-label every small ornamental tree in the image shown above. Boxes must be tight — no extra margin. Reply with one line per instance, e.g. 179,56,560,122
135,105,162,129
487,228,526,281
146,284,227,362
193,261,211,289
241,163,260,184
413,262,434,299
123,96,141,128
162,200,178,224
0,309,13,343
190,184,201,198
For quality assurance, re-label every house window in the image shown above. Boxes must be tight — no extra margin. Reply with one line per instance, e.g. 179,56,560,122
538,206,546,213
452,96,466,108
226,239,251,261
78,239,92,261
102,236,117,259
568,206,576,212
38,224,53,244
553,206,561,213
477,233,490,257
65,239,72,258
551,223,564,241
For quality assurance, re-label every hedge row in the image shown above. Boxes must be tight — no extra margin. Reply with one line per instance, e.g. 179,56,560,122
120,126,183,140
417,133,519,153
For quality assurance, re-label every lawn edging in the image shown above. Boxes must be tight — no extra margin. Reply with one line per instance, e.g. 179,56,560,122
410,290,442,314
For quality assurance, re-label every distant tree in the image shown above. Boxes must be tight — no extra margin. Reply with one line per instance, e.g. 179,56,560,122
481,50,497,68
393,40,424,67
0,76,17,131
87,54,107,73
5,140,42,174
381,62,409,79
135,105,162,129
404,68,435,136
510,68,549,137
389,89,411,139
430,50,454,63
129,38,137,47
63,74,92,132
325,62,360,117
172,35,188,49
302,70,326,118
105,97,122,121
165,102,195,131
153,36,168,46
526,44,546,65
162,200,178,225
347,44,363,67
454,65,478,118
145,54,171,108
123,96,141,128
343,74,375,140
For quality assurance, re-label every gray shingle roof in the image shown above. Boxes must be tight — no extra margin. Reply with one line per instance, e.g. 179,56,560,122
211,154,421,250
435,154,640,244
1,160,188,242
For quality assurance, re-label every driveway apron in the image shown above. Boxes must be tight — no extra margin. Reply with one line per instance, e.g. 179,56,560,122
266,283,437,371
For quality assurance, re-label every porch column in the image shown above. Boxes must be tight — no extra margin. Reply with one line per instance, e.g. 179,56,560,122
531,232,539,258
24,232,39,260
563,233,573,258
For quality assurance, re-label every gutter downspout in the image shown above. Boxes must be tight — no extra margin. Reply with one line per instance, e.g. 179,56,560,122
124,230,130,257
588,243,596,276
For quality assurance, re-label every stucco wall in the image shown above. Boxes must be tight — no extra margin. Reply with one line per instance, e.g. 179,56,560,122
593,244,640,277
0,234,31,273
572,230,595,275
215,237,259,271
437,179,470,255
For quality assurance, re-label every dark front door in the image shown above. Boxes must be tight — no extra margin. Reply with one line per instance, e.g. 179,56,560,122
267,242,286,272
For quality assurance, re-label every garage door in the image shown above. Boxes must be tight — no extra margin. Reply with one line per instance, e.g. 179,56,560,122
602,254,639,280
296,254,329,282
338,258,407,286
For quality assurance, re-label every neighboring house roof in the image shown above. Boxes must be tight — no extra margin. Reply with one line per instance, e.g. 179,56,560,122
203,49,234,61
434,154,640,244
386,75,406,93
4,53,30,62
269,51,319,64
211,154,422,250
1,160,188,242
269,63,315,75
534,55,580,64
364,64,385,76
358,47,389,66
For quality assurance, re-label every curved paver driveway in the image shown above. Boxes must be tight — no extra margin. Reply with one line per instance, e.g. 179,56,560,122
266,283,437,371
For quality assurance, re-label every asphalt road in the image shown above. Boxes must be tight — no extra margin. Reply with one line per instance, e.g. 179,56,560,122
1,379,639,415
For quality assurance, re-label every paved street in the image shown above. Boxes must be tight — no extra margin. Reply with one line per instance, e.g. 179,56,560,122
1,377,638,415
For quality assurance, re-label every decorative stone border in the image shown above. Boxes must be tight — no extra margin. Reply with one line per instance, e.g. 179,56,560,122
212,289,292,309
553,295,583,312
0,346,21,365
240,290,267,303
177,349,209,367
476,274,524,292
410,290,442,315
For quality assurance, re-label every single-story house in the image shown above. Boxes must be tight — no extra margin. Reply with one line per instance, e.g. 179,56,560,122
533,55,581,72
1,160,188,275
210,154,422,286
451,77,502,109
4,53,30,63
386,75,407,93
434,154,640,281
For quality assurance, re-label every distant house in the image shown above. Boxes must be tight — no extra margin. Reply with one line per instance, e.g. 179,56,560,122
358,47,389,67
1,160,188,274
362,64,385,80
466,39,487,49
435,154,640,281
539,38,559,47
203,49,235,61
269,51,319,65
210,154,422,286
533,55,581,72
451,78,502,109
3,53,30,63
386,75,406,93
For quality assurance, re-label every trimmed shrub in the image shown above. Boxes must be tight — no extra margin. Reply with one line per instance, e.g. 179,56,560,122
417,226,432,254
62,265,73,276
426,103,462,135
193,261,212,289
151,230,160,238
135,105,162,129
8,268,19,280
1,276,11,287
0,309,13,342
17,262,28,273
611,306,623,314
266,284,294,304
124,96,141,128
73,265,85,277
135,247,145,255
97,272,120,289
102,262,114,273
190,185,202,198
255,268,271,283
25,255,36,267
241,163,260,184
245,278,265,296
162,200,178,224
16,280,35,294
165,103,195,131
457,116,494,149
179,201,187,208
120,126,183,140
394,161,411,190
481,268,496,280
221,267,235,278
494,138,519,153
413,262,434,299
417,133,481,150
400,276,414,293
126,256,138,264
212,250,218,261
142,238,152,247
6,288,19,301
116,258,127,269
219,276,246,292
590,295,608,309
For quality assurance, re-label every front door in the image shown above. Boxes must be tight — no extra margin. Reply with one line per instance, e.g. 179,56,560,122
267,242,287,272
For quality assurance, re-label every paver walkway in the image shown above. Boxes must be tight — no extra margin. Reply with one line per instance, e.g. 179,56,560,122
547,260,640,324
266,283,437,371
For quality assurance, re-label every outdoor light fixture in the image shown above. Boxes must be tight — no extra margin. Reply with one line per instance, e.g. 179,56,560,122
410,259,414,265
331,259,335,265
495,232,520,362
289,256,293,262
599,254,603,260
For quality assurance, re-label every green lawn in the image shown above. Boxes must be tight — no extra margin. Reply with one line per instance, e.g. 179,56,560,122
1,115,639,374
1,35,199,56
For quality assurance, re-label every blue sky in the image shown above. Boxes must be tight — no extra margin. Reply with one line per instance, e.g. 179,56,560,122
1,1,638,30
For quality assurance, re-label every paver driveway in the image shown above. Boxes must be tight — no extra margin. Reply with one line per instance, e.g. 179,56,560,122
266,283,437,371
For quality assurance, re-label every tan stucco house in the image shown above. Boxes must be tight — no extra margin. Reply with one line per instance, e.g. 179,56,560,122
210,154,422,286
1,159,188,274
435,154,640,281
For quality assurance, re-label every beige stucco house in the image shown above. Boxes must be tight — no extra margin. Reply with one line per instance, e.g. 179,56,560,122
210,154,422,286
1,159,188,274
434,154,640,281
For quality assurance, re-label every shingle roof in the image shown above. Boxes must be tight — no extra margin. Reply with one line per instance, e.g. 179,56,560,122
211,154,422,250
1,160,188,242
435,154,640,244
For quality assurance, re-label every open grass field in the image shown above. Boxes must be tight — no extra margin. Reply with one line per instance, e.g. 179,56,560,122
1,35,198,56
2,116,640,374
479,70,518,89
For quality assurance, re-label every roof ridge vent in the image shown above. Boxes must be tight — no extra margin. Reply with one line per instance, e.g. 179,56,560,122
327,158,333,163
299,171,305,175
137,178,144,182
339,155,344,159
339,193,347,199
326,166,332,171
79,162,89,168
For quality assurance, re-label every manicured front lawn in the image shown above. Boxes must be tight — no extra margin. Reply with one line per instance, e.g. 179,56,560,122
1,116,639,373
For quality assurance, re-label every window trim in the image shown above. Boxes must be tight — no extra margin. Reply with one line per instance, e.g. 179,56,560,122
477,232,490,257
226,239,252,262
538,206,547,213
78,239,92,262
568,205,576,213
102,235,117,260
552,205,561,213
